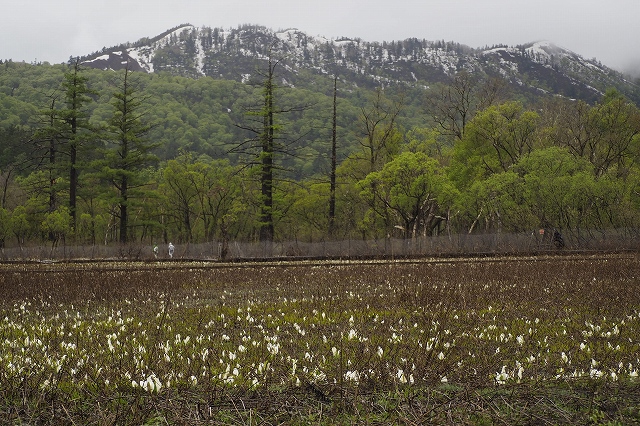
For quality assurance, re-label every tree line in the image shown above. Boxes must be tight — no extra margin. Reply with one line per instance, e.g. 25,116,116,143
1,59,640,252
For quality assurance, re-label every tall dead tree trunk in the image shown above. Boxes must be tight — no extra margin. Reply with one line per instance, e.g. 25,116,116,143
328,75,338,237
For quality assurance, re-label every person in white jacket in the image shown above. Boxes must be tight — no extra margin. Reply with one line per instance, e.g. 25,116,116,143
168,242,175,259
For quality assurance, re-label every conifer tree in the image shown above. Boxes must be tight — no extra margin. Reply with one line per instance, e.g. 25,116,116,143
234,49,308,244
30,93,62,217
58,57,95,232
98,64,157,244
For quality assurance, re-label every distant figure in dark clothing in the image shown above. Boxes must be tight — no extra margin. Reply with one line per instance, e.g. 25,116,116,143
553,230,565,249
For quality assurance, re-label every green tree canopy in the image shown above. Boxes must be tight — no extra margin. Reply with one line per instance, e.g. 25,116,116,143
358,151,454,238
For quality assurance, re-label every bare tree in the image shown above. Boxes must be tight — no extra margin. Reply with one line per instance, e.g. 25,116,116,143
427,71,508,141
358,87,404,175
328,75,338,237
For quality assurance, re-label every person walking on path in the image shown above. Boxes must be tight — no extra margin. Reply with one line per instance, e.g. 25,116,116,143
168,242,175,259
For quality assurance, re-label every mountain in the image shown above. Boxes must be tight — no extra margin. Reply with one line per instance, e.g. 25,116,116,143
81,24,640,105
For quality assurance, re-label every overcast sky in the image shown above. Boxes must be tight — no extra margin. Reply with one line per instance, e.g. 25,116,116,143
3,0,640,76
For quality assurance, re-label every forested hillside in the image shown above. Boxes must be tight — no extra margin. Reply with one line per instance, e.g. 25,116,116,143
80,24,640,105
1,55,640,252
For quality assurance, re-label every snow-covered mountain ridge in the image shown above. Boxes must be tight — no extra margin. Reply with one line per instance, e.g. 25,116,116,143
80,24,640,105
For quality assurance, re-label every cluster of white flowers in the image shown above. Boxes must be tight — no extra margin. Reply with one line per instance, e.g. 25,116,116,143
2,271,640,403
132,374,162,393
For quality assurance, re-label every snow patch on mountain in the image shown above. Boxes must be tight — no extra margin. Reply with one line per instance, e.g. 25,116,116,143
78,24,640,105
